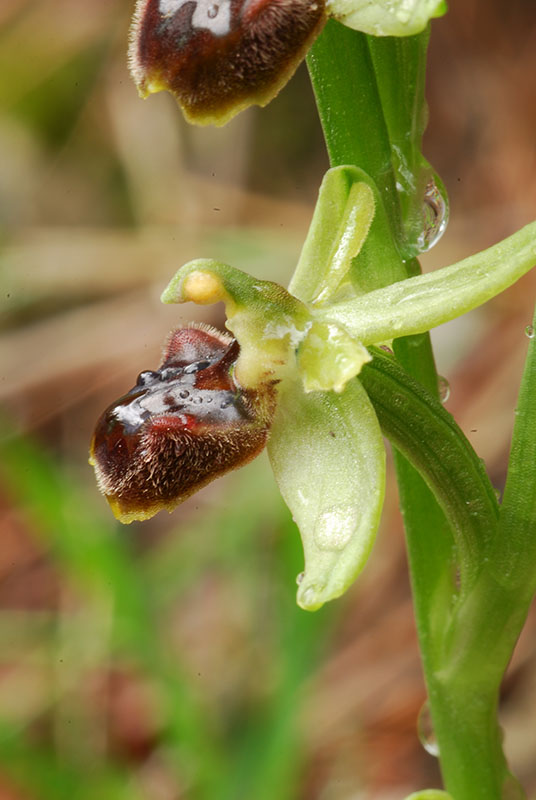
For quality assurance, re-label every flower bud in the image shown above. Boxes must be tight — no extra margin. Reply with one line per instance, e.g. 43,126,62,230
90,324,276,523
128,0,326,125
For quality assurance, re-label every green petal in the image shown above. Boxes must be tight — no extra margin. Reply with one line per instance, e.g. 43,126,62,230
267,378,385,611
317,221,536,345
328,0,447,37
297,321,371,392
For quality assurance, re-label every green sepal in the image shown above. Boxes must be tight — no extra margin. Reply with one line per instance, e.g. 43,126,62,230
328,0,447,37
290,165,405,304
317,221,536,345
267,377,385,611
290,166,376,304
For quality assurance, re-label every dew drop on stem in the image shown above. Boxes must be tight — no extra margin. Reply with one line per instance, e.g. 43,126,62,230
525,324,534,339
419,176,449,252
417,700,440,757
438,376,450,403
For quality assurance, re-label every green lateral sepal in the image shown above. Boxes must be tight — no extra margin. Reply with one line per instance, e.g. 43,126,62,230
290,166,376,304
290,165,405,304
316,221,536,345
267,377,385,611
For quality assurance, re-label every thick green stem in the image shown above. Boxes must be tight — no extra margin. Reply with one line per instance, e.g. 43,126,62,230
307,21,528,798
307,21,402,240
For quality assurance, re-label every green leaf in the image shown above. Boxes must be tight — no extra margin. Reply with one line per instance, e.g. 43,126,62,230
317,221,536,345
360,348,499,584
492,302,536,591
328,0,447,37
267,378,385,610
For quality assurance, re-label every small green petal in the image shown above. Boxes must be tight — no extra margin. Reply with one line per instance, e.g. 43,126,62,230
267,377,385,611
318,221,536,345
297,321,371,392
328,0,447,37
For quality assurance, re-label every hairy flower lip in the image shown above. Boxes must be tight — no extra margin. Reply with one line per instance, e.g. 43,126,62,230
90,323,277,523
128,0,447,126
129,0,327,126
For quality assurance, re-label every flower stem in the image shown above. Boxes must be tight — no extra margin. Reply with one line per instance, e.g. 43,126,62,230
307,20,530,797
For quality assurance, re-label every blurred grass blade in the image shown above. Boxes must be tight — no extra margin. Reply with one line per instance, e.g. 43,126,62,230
0,423,225,795
0,720,144,800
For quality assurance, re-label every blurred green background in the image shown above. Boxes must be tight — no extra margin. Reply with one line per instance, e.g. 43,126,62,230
1,1,536,798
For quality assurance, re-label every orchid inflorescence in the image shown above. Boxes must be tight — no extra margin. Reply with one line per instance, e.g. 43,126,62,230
91,163,536,610
91,0,536,612
129,0,446,125
86,2,536,795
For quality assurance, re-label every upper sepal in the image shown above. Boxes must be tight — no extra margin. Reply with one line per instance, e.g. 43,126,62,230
90,323,276,523
327,0,447,36
129,0,327,125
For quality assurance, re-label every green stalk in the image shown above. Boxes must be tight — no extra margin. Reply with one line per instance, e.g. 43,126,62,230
307,21,525,797
428,305,536,798
307,20,402,240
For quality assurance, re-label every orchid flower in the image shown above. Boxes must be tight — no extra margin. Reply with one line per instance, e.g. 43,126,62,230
128,0,446,125
91,166,536,611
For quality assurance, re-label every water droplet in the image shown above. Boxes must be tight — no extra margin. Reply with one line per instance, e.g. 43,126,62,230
206,397,213,403
438,376,450,403
525,324,534,339
296,572,305,585
192,396,203,404
207,3,219,17
136,370,159,385
419,176,449,252
160,367,181,380
417,701,439,757
313,505,357,551
183,360,211,374
300,586,317,608
179,389,190,399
